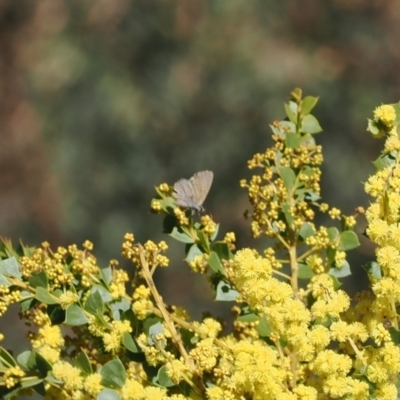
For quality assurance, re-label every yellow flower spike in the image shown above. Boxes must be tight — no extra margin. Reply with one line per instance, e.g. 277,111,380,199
52,361,83,391
166,359,191,384
373,105,396,128
59,291,79,309
84,373,103,396
373,382,397,400
384,132,400,152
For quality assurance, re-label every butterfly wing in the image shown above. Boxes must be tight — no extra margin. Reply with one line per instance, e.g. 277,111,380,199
173,178,196,208
173,170,214,211
189,170,214,209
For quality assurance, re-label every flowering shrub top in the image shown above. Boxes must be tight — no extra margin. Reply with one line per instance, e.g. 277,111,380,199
0,89,400,399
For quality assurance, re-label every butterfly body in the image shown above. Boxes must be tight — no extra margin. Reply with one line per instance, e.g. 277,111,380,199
173,170,214,212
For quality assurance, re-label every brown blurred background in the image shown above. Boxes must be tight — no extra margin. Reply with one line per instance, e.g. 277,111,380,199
1,0,397,360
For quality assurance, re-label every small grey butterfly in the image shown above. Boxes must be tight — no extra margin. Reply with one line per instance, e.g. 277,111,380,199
173,170,214,212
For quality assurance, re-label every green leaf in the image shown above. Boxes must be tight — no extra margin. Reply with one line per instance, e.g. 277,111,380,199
280,120,296,134
122,333,141,353
373,152,396,170
300,114,322,134
284,101,297,123
148,322,165,346
389,327,400,345
47,304,66,325
326,247,336,267
197,230,210,251
143,316,162,336
367,118,385,138
0,257,21,279
208,252,224,274
303,189,320,202
298,263,314,279
110,298,131,320
329,275,342,290
299,134,316,149
338,231,360,251
20,377,44,389
156,365,175,388
237,313,259,323
162,214,178,233
327,227,340,243
169,227,195,243
257,317,272,337
0,347,17,367
65,304,89,326
364,261,382,279
0,274,11,286
158,196,176,213
210,224,219,241
215,281,238,301
20,294,35,312
17,351,32,368
98,388,122,400
285,132,301,149
299,222,315,240
212,242,233,261
35,287,60,305
291,88,302,102
329,261,351,278
34,352,53,375
100,358,126,388
84,290,105,315
100,267,113,285
279,167,296,192
29,271,48,289
300,96,319,116
282,203,294,228
185,244,203,262
75,351,93,376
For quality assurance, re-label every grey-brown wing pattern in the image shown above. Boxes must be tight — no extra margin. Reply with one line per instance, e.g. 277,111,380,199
189,170,213,208
174,178,196,207
173,170,213,211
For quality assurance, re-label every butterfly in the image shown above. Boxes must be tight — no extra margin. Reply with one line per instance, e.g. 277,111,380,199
173,170,214,212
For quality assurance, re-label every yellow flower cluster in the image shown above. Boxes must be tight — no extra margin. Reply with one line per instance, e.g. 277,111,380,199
3,366,25,389
122,234,169,269
8,95,400,399
109,269,129,299
362,104,400,396
0,285,21,316
174,207,189,226
19,241,101,290
200,215,217,235
30,323,64,364
52,360,83,391
188,254,208,273
102,320,132,353
132,284,154,320
373,104,396,128
243,126,325,239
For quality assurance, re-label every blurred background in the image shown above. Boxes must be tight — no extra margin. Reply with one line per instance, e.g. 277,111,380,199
1,0,398,353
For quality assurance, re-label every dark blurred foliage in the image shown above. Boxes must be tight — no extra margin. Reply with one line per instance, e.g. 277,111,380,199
0,0,398,346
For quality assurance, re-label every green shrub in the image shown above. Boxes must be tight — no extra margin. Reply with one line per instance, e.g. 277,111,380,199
1,89,399,399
